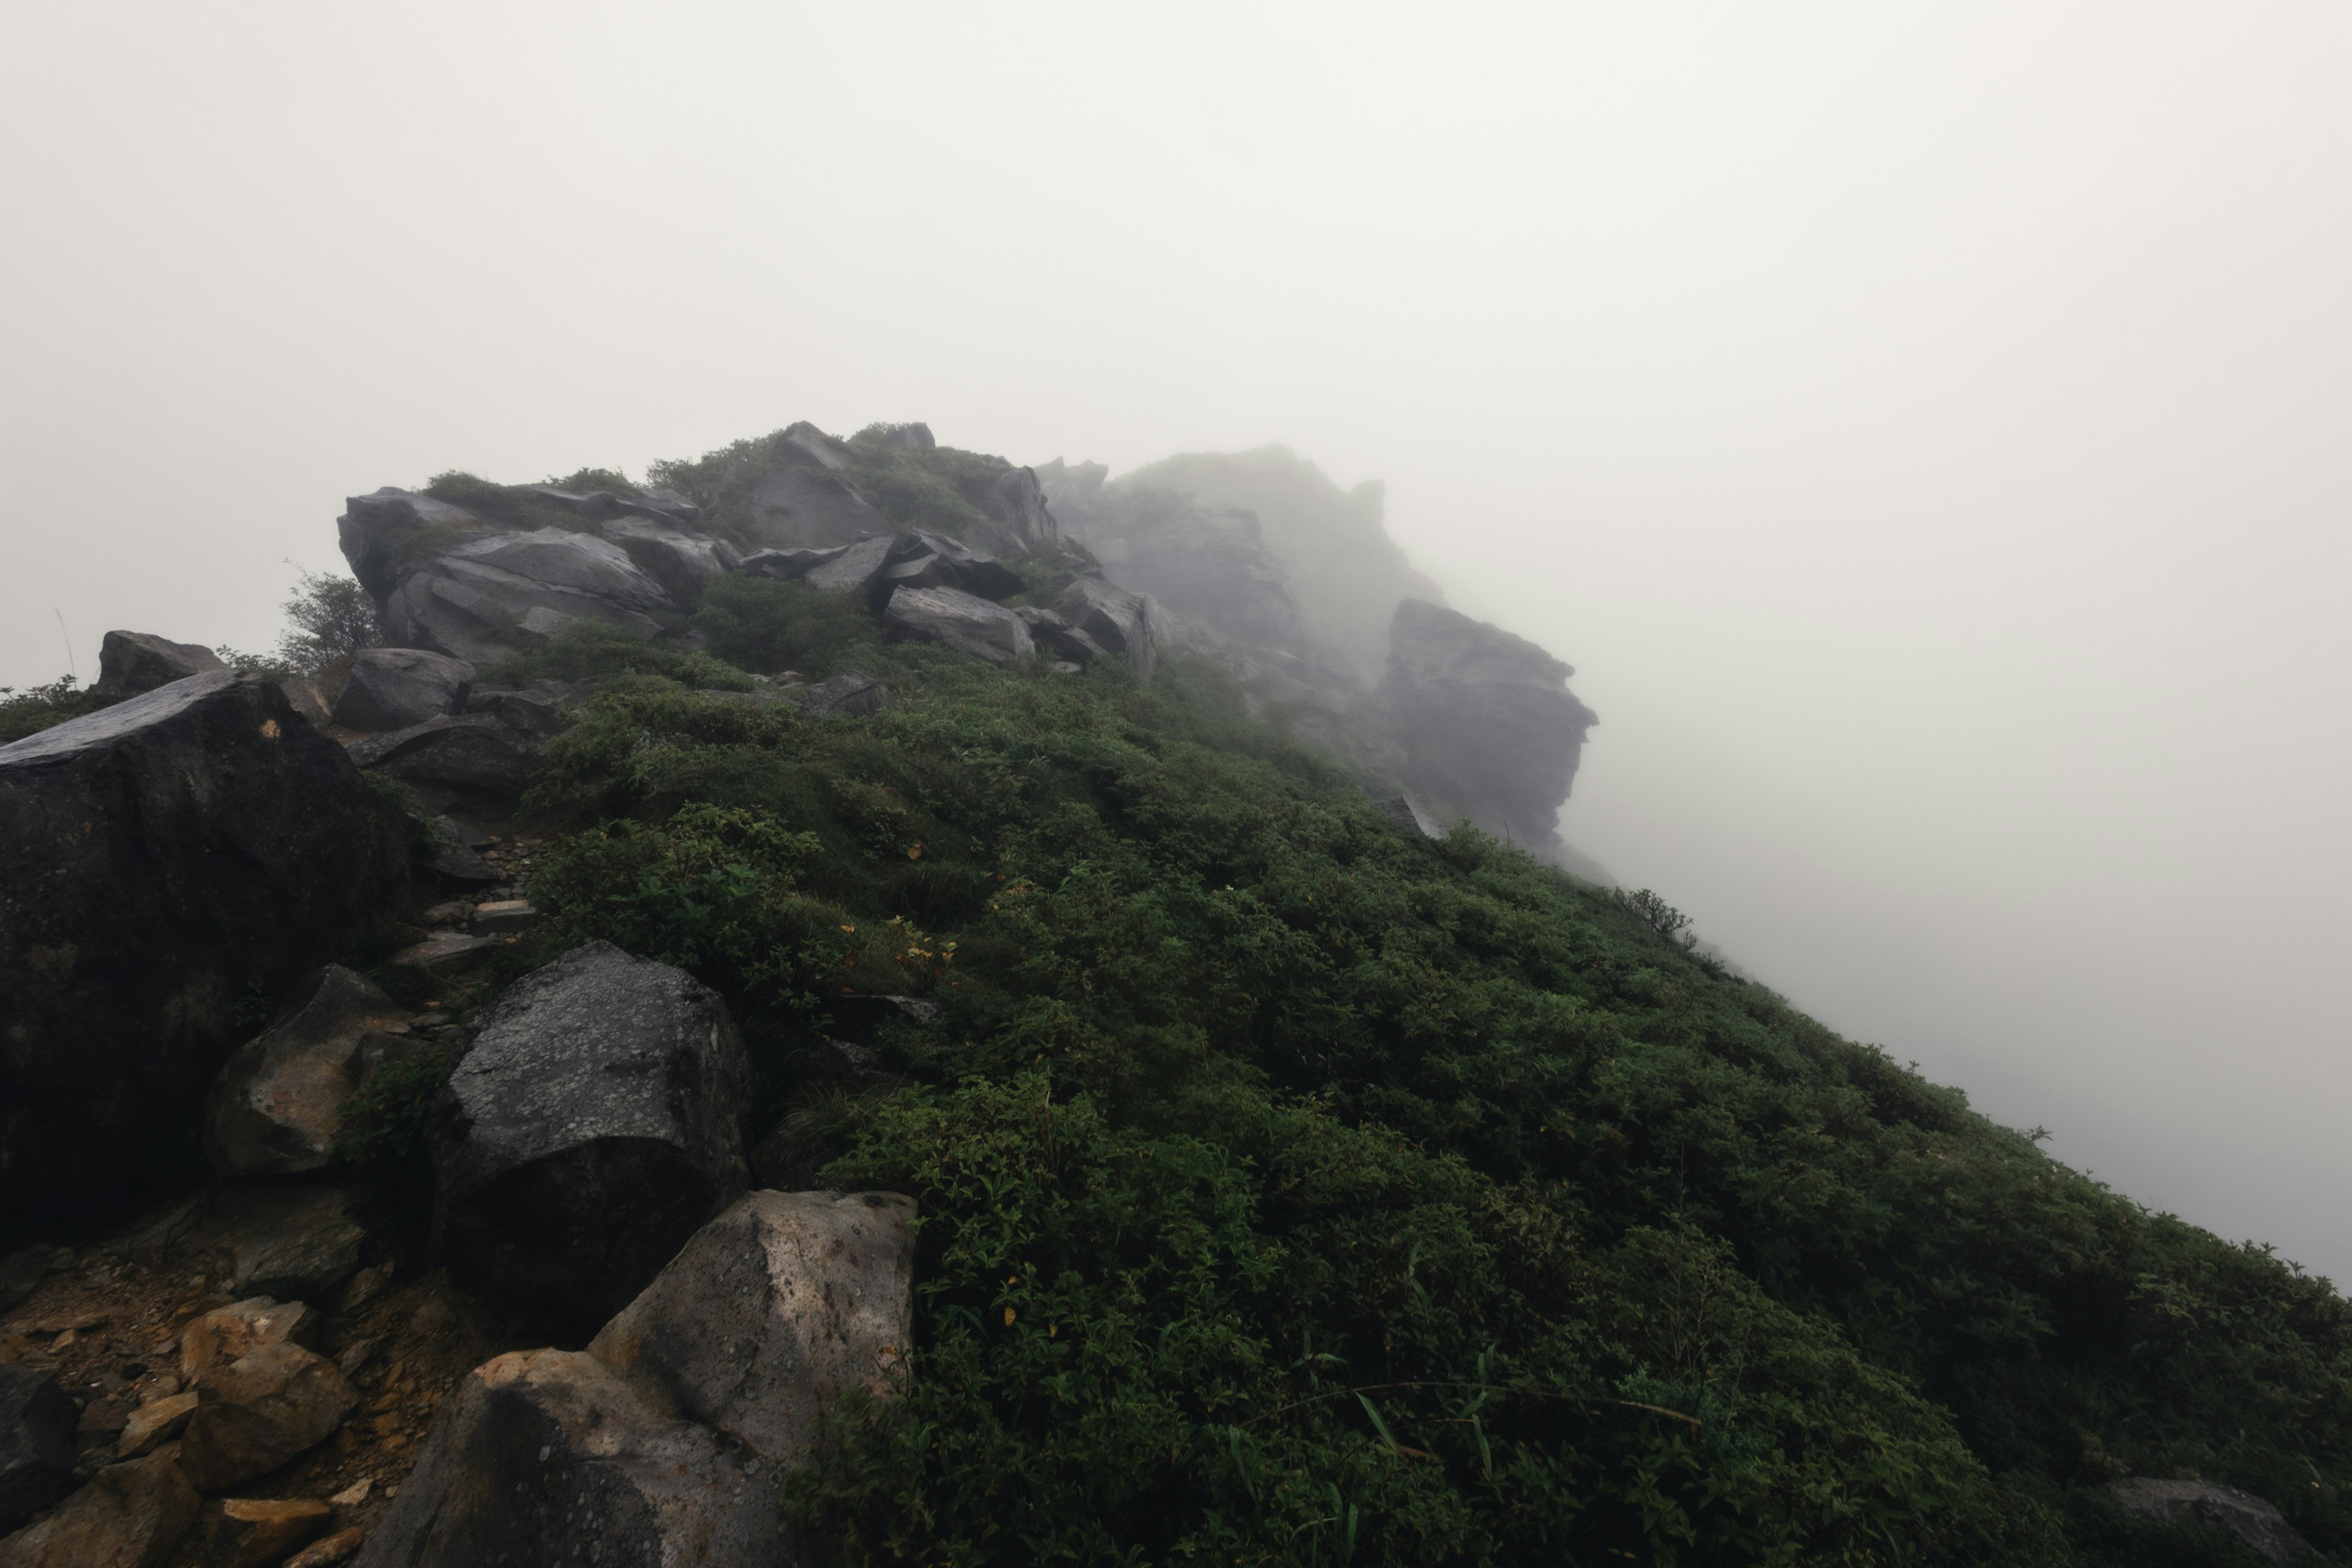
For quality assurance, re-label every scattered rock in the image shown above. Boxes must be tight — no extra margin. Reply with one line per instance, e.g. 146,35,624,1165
0,673,413,1243
590,1190,916,1467
351,1349,783,1568
114,1393,197,1461
1052,577,1161,680
174,1189,367,1302
735,545,847,581
329,650,473,734
880,586,1035,665
2106,1478,2316,1562
179,1300,325,1387
0,1452,200,1568
795,672,893,718
800,533,895,594
866,530,1025,609
326,1479,370,1509
203,967,410,1178
0,1368,77,1531
470,901,537,936
1381,598,1597,862
389,933,502,974
458,687,564,738
210,1496,332,1568
178,1336,358,1491
1014,606,1109,665
428,943,755,1324
284,1526,364,1567
91,633,228,699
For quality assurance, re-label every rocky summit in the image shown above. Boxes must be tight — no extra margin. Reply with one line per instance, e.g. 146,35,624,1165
1,419,2339,1567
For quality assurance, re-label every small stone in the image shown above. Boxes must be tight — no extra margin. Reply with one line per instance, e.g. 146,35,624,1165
284,1527,364,1567
212,1496,333,1568
405,1298,452,1340
336,1265,392,1314
388,933,501,973
115,1392,198,1460
179,1298,323,1387
326,1478,370,1507
417,902,472,929
469,900,537,936
178,1342,358,1491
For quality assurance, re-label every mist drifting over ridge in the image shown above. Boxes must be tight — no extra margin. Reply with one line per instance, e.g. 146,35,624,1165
2,0,2348,1302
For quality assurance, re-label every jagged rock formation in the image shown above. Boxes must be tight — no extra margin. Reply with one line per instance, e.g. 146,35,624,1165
91,631,225,698
0,673,413,1245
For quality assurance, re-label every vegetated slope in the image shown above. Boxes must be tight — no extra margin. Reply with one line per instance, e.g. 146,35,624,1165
483,579,2351,1567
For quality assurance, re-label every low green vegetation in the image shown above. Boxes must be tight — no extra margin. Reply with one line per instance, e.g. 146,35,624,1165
475,584,2352,1567
0,676,116,745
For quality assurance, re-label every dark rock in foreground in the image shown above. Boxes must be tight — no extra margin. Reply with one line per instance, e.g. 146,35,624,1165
0,673,412,1245
428,943,755,1324
0,1368,77,1533
204,966,410,1178
92,631,225,699
0,1452,199,1567
331,647,473,733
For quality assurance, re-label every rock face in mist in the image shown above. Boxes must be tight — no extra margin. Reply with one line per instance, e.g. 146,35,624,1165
92,631,227,698
0,673,413,1245
1382,598,1597,858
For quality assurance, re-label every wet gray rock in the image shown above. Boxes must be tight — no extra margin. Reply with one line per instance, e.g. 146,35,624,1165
330,647,473,733
366,526,676,666
867,530,1025,609
0,1452,199,1567
1381,599,1597,861
1052,576,1159,679
0,1368,77,1532
92,632,226,699
460,687,565,737
2107,1478,2316,1562
982,466,1061,554
1014,607,1108,665
351,1349,782,1568
1035,468,1306,654
336,488,491,601
203,966,412,1177
347,714,543,809
428,943,755,1324
527,486,702,527
750,467,887,550
601,516,742,609
880,586,1035,665
0,673,412,1244
170,1186,369,1299
796,673,894,718
1376,791,1446,840
801,533,895,594
590,1190,916,1467
736,544,847,581
782,420,854,470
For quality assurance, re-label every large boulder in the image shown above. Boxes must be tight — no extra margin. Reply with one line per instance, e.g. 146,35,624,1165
381,528,677,663
801,533,895,594
2106,1478,2316,1562
0,1453,200,1568
178,1331,357,1490
601,517,743,609
346,714,543,812
0,673,412,1245
351,1349,783,1568
167,1187,369,1300
1014,607,1109,665
749,467,887,550
330,648,473,733
336,489,490,602
428,943,755,1323
781,421,854,470
0,1370,75,1532
589,1190,916,1467
880,586,1035,665
792,672,894,719
1379,598,1597,861
203,967,409,1176
984,466,1060,554
91,632,226,699
1052,576,1161,680
866,530,1025,609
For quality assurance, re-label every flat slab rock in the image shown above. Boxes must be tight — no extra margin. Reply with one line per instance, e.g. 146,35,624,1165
92,631,226,698
428,943,755,1324
331,647,474,733
0,672,413,1243
881,585,1035,665
2107,1477,2317,1562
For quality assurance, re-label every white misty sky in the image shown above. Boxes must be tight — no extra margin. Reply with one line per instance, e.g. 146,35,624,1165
5,4,2348,1273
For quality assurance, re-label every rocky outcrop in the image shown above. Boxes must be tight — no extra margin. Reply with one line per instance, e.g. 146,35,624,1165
378,528,677,665
204,967,413,1177
179,1322,358,1491
750,466,888,549
91,632,226,699
346,714,544,815
330,649,473,733
867,530,1025,609
881,587,1035,664
2106,1478,2316,1562
164,1189,369,1302
1015,606,1108,665
589,1190,916,1466
352,1349,783,1568
973,467,1060,558
428,943,755,1323
0,1452,199,1568
1052,577,1161,680
1039,468,1306,656
602,516,742,609
0,1370,75,1532
0,673,412,1245
802,534,895,594
1381,599,1597,859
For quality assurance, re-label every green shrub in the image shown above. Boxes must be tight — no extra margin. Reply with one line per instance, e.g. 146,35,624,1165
694,574,888,677
0,677,114,744
481,618,753,691
332,1046,456,1169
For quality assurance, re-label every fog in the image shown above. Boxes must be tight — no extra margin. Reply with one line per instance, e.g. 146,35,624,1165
6,6,2349,1272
